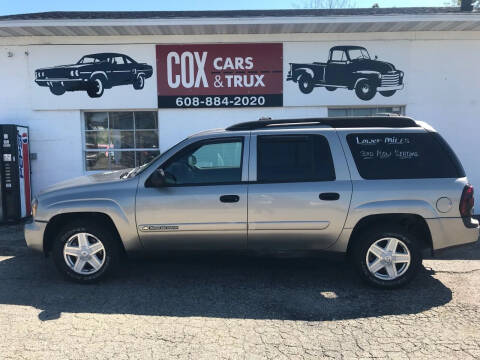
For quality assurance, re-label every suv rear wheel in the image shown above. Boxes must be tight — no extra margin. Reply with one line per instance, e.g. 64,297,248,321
351,225,422,289
52,221,120,283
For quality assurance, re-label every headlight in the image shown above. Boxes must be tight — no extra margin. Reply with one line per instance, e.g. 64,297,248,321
75,70,79,76
31,198,38,217
70,70,74,77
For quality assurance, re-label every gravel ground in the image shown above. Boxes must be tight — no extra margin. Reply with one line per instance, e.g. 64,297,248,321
0,224,479,360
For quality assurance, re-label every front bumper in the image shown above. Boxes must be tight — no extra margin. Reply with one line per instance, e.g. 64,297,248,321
24,220,47,253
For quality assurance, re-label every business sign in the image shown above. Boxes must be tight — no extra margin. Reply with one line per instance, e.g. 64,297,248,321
156,43,283,108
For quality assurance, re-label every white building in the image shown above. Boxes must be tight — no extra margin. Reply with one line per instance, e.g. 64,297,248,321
1,7,480,202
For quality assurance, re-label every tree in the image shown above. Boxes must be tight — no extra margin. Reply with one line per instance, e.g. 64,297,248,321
300,0,357,9
445,0,479,9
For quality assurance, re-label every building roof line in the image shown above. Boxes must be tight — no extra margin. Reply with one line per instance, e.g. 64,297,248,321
1,13,479,28
0,8,475,21
1,8,479,37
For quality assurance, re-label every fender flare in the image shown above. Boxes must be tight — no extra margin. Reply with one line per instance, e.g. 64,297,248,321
344,199,439,229
44,198,139,251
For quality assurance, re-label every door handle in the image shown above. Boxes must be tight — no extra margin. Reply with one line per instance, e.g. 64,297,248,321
220,195,240,203
319,192,340,201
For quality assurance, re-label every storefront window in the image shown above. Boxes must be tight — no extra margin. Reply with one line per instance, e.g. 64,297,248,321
84,111,159,171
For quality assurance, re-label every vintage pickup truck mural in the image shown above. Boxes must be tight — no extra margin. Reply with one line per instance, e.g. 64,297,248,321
34,52,153,98
286,45,404,101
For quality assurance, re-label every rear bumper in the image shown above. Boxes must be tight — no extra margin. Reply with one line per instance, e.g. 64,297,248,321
24,220,47,253
427,217,479,251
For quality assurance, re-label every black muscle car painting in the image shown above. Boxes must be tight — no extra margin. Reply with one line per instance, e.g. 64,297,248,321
34,53,153,98
286,46,404,101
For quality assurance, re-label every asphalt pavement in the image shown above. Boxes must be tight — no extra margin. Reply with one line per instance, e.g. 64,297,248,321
0,224,479,359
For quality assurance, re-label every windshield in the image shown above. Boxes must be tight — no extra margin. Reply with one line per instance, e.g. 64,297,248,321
77,56,105,64
348,49,370,60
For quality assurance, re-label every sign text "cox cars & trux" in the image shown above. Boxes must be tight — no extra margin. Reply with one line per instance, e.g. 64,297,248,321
156,43,283,108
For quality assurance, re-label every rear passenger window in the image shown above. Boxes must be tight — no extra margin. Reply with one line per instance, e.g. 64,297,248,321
347,132,465,179
257,135,335,183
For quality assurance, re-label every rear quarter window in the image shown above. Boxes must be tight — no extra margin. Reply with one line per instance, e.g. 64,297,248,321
347,132,465,180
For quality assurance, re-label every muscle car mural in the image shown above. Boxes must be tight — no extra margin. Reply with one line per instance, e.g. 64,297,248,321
286,46,404,101
34,53,153,98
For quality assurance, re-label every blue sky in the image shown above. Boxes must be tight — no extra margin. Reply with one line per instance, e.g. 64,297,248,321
0,0,449,16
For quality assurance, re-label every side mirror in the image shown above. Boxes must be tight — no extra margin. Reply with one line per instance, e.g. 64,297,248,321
148,168,166,187
375,55,378,60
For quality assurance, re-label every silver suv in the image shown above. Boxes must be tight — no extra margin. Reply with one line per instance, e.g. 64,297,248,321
25,117,479,288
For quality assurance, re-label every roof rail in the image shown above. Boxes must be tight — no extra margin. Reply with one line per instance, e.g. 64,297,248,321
226,116,419,131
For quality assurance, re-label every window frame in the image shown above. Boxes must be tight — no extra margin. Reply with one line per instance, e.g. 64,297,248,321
256,134,336,184
82,111,160,172
152,136,246,187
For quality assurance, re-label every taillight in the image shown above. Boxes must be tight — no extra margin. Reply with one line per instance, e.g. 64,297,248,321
459,184,474,217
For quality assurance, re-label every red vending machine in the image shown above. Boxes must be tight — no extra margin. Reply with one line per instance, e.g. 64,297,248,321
0,125,31,222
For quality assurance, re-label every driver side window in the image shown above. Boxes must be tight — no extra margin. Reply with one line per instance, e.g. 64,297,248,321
162,138,243,186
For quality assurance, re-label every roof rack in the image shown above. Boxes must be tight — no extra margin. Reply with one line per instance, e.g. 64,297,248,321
226,116,419,131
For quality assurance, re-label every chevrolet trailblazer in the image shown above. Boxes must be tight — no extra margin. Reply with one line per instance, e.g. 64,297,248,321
25,116,479,288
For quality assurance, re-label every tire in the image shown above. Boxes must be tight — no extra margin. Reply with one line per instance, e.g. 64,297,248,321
298,73,314,94
380,90,396,97
351,224,422,289
355,79,376,101
87,75,105,98
325,86,337,91
133,74,145,90
49,83,65,96
52,220,120,283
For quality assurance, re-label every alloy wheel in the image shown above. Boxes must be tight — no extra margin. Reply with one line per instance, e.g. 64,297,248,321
63,232,106,275
366,237,411,280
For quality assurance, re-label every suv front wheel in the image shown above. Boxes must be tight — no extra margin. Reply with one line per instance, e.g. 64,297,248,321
351,225,422,289
52,221,120,283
